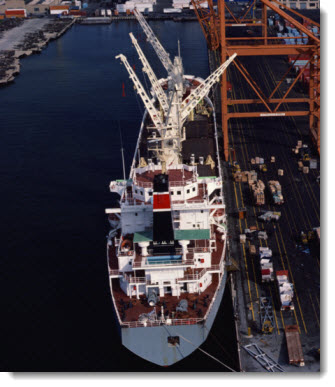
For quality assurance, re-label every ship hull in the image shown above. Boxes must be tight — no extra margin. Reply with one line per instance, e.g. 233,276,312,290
120,271,228,366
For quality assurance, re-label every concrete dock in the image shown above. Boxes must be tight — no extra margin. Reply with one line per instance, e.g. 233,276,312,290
209,44,320,372
0,18,49,52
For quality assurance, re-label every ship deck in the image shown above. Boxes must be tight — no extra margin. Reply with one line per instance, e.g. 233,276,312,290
138,105,219,178
107,83,228,325
111,274,219,323
108,225,225,325
210,22,320,372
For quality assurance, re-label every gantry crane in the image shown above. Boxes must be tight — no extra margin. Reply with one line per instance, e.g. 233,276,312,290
192,0,320,159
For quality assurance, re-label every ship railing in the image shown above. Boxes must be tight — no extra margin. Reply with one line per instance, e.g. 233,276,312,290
177,265,222,282
171,199,208,208
133,257,194,268
121,317,203,328
177,268,207,282
132,180,153,189
169,177,197,187
203,239,227,321
109,269,122,278
118,250,135,258
120,198,152,206
133,177,197,189
187,246,211,254
123,273,147,284
207,264,221,272
146,248,183,256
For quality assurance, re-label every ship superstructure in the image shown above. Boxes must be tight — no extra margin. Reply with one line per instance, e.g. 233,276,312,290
106,9,236,366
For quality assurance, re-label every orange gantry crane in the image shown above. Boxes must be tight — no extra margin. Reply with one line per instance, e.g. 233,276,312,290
191,0,320,160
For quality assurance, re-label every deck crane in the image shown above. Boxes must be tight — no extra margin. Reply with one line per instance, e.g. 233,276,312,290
116,54,164,131
118,12,237,166
180,53,237,123
129,32,169,117
134,8,174,74
116,53,181,166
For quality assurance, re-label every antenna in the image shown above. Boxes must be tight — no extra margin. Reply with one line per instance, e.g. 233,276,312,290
178,40,181,58
118,121,126,181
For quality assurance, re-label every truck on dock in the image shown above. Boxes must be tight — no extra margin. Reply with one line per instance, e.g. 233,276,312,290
268,180,284,205
285,325,305,366
260,247,274,282
258,211,281,222
276,270,294,310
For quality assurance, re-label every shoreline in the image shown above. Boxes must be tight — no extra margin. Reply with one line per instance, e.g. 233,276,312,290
0,14,199,86
0,18,75,87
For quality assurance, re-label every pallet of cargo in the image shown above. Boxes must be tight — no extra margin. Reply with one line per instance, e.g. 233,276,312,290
268,180,284,205
285,325,305,367
251,179,265,205
276,270,294,311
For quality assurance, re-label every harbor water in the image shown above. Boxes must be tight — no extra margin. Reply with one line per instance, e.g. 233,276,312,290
1,21,238,371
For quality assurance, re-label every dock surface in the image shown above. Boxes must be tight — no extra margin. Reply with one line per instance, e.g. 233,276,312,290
0,18,49,51
210,46,320,372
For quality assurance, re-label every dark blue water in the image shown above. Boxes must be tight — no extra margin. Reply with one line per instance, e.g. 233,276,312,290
1,21,237,371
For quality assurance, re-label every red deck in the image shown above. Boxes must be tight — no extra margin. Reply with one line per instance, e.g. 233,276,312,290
111,274,219,323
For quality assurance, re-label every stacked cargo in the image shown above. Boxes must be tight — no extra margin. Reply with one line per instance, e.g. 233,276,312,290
268,180,284,205
276,270,294,310
250,179,265,206
259,247,274,282
234,170,257,184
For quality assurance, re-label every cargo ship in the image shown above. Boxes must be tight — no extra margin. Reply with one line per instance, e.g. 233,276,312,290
106,9,236,366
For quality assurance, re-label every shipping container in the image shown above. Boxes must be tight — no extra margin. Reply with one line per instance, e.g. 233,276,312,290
5,9,27,18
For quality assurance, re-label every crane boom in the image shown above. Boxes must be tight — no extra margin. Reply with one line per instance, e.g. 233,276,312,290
129,33,169,116
180,53,237,122
133,9,174,74
116,54,163,130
